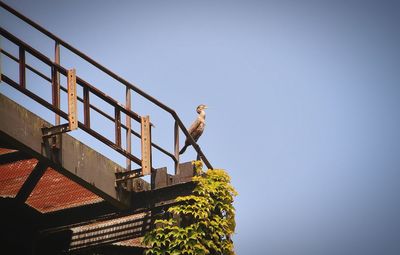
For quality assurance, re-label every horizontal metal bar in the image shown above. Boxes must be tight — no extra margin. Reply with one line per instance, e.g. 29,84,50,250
2,74,68,118
1,47,176,162
0,28,146,125
2,74,143,167
78,123,142,167
1,48,51,83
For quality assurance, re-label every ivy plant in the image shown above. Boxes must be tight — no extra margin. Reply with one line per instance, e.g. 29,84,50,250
143,161,237,255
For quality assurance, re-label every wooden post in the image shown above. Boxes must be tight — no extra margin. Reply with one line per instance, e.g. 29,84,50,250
67,69,78,130
141,116,151,176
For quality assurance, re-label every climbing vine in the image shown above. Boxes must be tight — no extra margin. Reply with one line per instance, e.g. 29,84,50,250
143,161,237,255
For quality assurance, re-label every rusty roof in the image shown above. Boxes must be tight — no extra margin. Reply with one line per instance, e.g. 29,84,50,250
0,149,103,213
0,149,145,249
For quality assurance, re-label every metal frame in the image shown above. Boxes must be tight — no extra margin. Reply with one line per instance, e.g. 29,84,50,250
0,1,213,174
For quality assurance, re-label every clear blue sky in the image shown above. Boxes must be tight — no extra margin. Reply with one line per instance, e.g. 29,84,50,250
2,1,400,254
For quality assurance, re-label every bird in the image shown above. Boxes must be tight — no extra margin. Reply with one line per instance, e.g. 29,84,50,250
179,104,208,155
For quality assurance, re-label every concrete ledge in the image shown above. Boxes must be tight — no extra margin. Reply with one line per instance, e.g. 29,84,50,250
0,93,130,208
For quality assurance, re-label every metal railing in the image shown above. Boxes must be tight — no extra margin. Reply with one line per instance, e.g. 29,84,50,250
0,1,213,172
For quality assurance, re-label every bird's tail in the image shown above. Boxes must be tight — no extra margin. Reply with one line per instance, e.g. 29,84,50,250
179,144,189,155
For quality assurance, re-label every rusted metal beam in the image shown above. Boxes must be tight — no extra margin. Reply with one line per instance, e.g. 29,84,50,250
15,161,48,203
141,116,151,176
67,69,78,130
0,150,32,164
115,108,121,147
54,41,60,126
126,87,131,171
83,86,90,127
19,46,25,88
41,123,69,138
174,120,180,174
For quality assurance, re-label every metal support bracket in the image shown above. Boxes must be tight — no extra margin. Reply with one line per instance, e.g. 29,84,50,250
42,123,70,139
115,169,142,185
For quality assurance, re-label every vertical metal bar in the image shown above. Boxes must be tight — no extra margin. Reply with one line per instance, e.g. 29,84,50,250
141,116,151,176
125,87,131,171
115,108,121,147
83,86,90,127
67,69,78,130
174,120,180,175
19,46,25,88
54,41,60,125
0,35,2,83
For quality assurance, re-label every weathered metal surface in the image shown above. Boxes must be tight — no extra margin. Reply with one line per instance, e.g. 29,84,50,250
41,123,69,138
0,152,104,213
53,41,60,126
15,161,47,203
0,150,32,164
151,167,168,189
0,94,129,208
141,116,151,176
67,68,78,130
0,157,38,197
174,120,180,174
83,86,90,127
19,46,25,88
126,87,132,171
67,212,150,251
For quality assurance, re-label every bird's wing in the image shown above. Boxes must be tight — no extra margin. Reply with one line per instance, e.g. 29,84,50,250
187,118,202,135
191,128,204,141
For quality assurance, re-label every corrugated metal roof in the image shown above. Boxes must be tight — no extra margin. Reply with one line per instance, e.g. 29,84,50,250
0,150,103,213
26,167,103,213
0,149,144,249
0,148,17,154
113,237,147,248
0,157,38,197
69,212,148,250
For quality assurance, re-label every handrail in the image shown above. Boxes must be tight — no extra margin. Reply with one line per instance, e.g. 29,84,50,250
0,1,213,169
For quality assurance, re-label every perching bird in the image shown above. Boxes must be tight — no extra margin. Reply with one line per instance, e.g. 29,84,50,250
179,104,208,154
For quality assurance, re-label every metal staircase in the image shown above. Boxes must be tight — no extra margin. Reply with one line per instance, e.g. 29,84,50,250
0,2,214,253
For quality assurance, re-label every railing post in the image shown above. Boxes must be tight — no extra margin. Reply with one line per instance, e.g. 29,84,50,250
67,69,78,130
19,46,25,88
174,120,180,175
53,41,60,125
0,36,2,83
125,87,131,171
83,87,90,127
115,108,121,147
141,116,151,176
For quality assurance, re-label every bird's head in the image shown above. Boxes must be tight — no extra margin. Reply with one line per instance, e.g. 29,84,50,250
196,104,208,113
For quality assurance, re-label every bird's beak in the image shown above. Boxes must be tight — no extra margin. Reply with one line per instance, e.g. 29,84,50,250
204,106,208,109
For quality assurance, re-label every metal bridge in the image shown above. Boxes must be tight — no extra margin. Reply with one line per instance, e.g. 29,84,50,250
0,1,213,254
